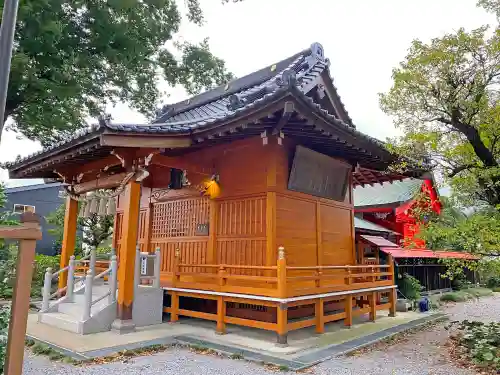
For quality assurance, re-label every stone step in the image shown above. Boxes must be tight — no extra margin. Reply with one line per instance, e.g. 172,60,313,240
39,312,81,334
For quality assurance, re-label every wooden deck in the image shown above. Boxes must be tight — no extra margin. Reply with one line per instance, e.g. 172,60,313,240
159,252,397,344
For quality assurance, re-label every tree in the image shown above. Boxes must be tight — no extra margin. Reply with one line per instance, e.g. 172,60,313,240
380,1,500,209
46,201,113,254
1,0,237,146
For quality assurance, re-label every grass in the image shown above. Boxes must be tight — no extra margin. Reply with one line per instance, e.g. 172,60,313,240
493,287,500,292
28,341,77,364
229,352,244,360
440,287,494,302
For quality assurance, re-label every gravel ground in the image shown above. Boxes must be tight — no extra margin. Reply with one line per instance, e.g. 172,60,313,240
23,294,500,375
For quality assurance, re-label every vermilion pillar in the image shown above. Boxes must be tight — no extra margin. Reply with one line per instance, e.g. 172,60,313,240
112,180,141,333
59,197,78,290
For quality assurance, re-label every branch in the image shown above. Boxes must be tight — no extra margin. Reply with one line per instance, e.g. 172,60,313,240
448,164,476,177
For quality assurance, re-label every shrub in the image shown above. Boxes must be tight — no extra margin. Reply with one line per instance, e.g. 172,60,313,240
95,245,113,260
397,273,424,300
451,320,500,371
463,288,493,298
0,305,11,374
486,276,500,289
440,291,472,302
31,255,60,298
0,245,18,299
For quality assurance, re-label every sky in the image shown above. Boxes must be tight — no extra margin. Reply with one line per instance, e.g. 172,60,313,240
0,0,496,187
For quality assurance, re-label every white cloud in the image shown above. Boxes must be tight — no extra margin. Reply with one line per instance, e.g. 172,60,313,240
1,0,495,187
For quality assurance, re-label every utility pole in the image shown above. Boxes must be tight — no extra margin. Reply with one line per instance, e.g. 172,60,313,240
0,0,20,138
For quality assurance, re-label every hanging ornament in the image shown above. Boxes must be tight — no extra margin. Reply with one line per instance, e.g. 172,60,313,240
78,201,87,218
98,197,108,216
89,196,99,214
106,197,116,215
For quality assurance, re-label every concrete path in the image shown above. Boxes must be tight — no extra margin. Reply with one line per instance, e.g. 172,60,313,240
23,294,500,374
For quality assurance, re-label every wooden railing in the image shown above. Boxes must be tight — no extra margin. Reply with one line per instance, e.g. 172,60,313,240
170,247,396,298
0,213,42,375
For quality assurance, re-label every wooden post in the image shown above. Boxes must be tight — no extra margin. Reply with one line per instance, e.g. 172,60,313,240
344,295,353,327
143,203,153,253
218,266,227,288
59,197,78,290
276,303,288,346
113,181,141,332
207,199,218,264
315,298,324,334
368,292,376,322
266,192,277,268
170,292,179,323
315,202,323,288
3,213,41,375
216,296,226,334
172,248,180,286
388,254,397,317
277,246,287,298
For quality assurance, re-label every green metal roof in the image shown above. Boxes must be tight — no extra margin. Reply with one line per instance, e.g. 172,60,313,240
353,178,423,208
354,217,397,234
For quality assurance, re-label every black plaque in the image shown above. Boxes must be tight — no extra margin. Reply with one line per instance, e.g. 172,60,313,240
288,146,351,201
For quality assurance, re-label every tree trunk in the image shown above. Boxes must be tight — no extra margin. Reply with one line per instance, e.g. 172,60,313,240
457,122,498,167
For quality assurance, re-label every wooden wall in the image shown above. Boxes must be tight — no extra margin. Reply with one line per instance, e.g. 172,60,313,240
113,136,356,274
272,139,355,267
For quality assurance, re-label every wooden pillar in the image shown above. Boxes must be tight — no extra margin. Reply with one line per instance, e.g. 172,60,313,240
266,192,277,267
368,292,376,322
143,203,153,253
3,214,41,375
276,303,288,346
388,254,397,317
344,295,353,327
170,291,179,322
113,181,141,331
315,298,324,334
266,143,277,268
316,202,323,267
59,197,78,290
277,246,287,298
207,199,218,264
216,296,226,334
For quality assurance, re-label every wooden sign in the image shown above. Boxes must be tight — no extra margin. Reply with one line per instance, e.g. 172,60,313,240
288,146,351,201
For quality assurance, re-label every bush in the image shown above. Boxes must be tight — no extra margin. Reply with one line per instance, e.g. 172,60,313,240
440,291,472,302
463,288,493,298
397,273,424,300
450,320,500,371
0,305,10,374
95,245,113,260
441,288,493,302
0,245,18,299
486,276,500,289
31,255,60,298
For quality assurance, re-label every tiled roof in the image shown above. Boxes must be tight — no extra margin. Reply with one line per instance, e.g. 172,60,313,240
354,178,423,208
106,43,338,134
5,42,397,175
354,217,397,234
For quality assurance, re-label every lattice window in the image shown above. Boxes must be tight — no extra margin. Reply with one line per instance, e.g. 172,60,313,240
152,197,210,238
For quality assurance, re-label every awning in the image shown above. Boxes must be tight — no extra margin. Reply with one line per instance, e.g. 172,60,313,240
360,235,399,248
380,247,478,260
354,217,400,235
